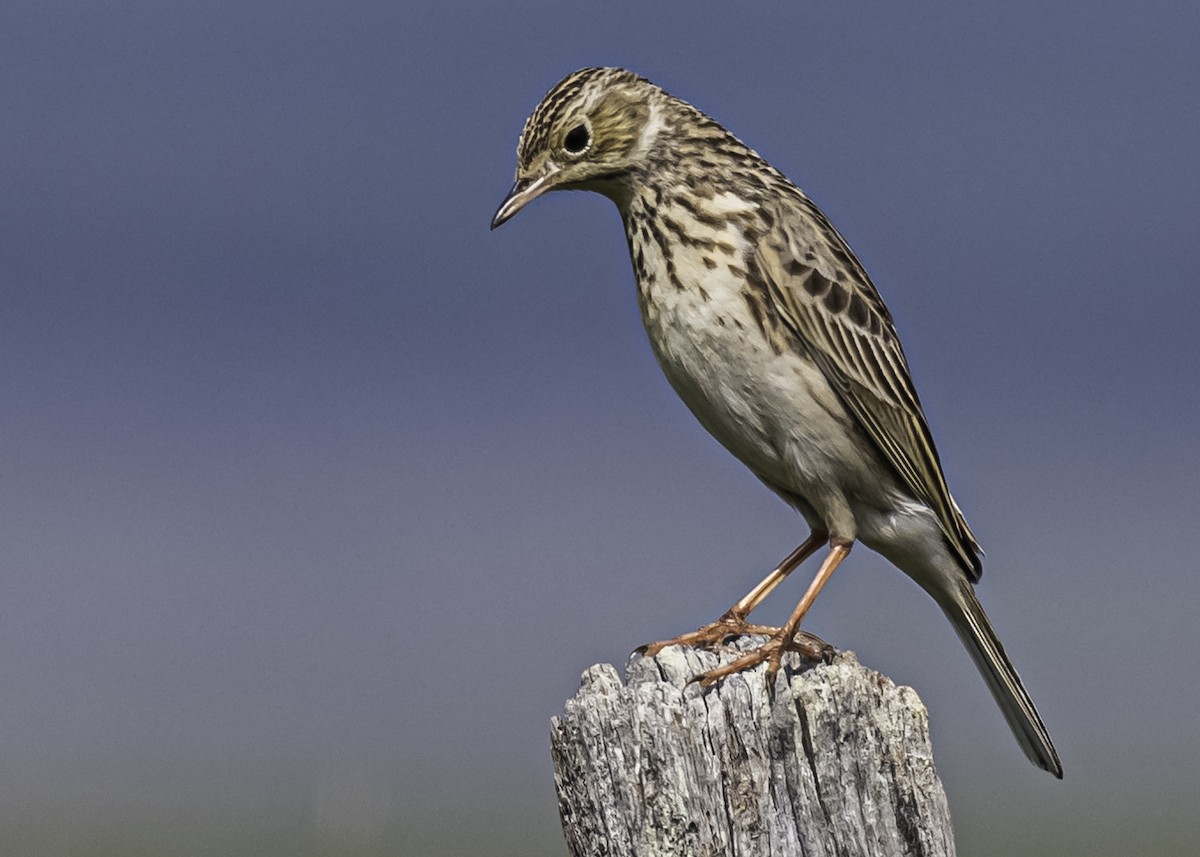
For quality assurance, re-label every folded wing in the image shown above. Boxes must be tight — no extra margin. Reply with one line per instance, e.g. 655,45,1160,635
755,196,982,580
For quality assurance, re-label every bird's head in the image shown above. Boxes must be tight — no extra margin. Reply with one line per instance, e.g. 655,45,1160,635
491,67,663,229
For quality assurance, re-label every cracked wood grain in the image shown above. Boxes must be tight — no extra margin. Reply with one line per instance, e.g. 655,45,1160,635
551,641,955,857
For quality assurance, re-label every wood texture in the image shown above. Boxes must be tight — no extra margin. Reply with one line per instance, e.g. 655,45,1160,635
551,641,955,857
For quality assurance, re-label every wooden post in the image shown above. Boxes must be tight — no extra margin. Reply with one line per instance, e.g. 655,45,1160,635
551,641,955,857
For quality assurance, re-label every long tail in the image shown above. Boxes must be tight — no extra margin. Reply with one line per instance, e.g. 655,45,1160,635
936,577,1063,777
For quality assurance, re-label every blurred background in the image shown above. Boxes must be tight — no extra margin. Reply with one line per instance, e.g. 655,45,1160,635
1,2,1197,854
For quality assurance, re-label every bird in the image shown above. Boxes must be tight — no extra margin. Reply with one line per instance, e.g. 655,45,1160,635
491,67,1062,777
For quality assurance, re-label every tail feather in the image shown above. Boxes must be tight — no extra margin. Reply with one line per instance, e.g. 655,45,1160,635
938,579,1063,777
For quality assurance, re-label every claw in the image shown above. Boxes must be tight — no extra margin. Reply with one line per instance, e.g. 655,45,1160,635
635,536,843,685
636,613,782,659
684,627,835,688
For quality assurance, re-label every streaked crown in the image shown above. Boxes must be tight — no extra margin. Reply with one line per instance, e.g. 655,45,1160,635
518,68,656,178
492,67,675,227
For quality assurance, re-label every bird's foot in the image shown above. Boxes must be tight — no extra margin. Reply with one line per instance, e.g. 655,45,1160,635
635,611,781,659
688,627,835,688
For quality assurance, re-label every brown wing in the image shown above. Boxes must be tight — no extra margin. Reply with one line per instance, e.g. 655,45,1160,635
755,195,983,579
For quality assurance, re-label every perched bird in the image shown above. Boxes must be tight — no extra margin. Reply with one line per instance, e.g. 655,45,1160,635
491,67,1061,777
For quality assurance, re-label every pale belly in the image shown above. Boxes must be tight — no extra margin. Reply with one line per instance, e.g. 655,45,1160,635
633,238,913,541
618,195,967,585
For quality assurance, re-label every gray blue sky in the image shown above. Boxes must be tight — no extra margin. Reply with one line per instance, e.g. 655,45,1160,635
1,2,1197,854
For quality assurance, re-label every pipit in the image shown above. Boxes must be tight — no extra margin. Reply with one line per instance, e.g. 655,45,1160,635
492,67,1061,777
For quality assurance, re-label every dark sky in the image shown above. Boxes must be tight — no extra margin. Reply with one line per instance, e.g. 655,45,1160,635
1,2,1197,854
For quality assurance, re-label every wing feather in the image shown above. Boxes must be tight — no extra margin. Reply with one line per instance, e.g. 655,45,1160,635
756,197,983,579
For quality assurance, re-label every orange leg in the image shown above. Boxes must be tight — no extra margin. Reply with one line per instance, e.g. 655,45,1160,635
692,540,852,688
638,532,825,658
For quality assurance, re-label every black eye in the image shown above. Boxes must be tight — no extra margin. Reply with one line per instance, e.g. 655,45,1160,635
564,124,590,154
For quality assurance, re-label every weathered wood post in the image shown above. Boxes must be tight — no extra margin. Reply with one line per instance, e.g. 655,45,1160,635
551,641,955,857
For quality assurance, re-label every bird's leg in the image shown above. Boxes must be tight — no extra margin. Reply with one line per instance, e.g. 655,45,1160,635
691,540,852,688
637,532,825,657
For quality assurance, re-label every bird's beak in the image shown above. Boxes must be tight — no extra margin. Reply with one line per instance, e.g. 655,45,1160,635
490,174,553,230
